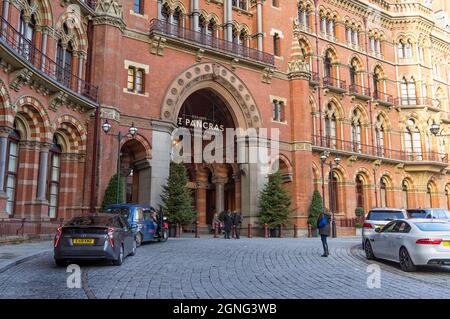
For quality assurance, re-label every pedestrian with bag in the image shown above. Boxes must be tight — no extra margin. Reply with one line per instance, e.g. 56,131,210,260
317,211,331,257
232,211,242,239
223,210,233,239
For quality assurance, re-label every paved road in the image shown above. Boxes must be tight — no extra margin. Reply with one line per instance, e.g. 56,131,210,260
0,237,449,299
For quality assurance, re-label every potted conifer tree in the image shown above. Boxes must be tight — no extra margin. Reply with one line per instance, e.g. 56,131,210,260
308,190,323,237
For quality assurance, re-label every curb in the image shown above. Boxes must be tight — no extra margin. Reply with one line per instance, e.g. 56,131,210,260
0,250,51,274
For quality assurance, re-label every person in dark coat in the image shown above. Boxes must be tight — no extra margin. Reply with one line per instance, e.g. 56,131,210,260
223,210,233,239
316,212,331,257
232,211,242,239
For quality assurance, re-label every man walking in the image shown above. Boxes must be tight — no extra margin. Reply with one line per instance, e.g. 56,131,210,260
317,211,331,257
232,211,242,239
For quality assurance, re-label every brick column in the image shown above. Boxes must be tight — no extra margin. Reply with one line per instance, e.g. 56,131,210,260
0,126,12,217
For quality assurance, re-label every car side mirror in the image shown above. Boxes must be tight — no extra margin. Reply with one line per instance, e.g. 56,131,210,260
375,228,381,233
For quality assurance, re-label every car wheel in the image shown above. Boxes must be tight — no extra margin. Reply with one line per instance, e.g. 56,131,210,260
112,245,124,266
55,259,66,267
364,240,376,260
399,247,416,272
129,239,137,256
136,233,143,247
159,229,169,242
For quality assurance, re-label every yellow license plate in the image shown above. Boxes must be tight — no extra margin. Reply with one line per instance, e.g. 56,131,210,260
73,239,95,245
443,241,450,247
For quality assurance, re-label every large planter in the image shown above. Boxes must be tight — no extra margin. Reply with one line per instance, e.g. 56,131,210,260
311,228,319,237
355,227,362,236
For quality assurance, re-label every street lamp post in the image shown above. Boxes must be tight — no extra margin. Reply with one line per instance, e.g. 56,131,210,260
102,119,138,204
320,152,340,238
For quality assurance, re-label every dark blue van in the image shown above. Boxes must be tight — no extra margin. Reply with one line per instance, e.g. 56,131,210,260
105,204,159,246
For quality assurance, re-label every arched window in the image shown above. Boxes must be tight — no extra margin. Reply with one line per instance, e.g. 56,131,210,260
56,26,74,87
324,52,332,78
298,7,308,26
380,177,387,207
405,119,422,160
19,11,36,60
402,180,409,209
398,40,412,59
351,110,362,153
324,104,337,148
400,77,417,105
5,128,21,215
48,135,62,219
161,5,169,22
349,63,357,86
426,183,432,208
355,175,364,209
375,114,386,157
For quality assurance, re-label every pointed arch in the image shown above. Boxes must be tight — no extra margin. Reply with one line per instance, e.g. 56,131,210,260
14,96,52,142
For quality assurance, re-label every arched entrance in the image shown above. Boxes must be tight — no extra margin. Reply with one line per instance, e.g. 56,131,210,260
177,89,241,230
120,138,151,204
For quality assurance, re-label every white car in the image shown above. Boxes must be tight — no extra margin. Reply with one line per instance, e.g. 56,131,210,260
364,219,450,272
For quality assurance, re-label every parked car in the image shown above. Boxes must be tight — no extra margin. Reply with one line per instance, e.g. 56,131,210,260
105,204,168,246
54,213,137,267
362,208,408,248
407,208,450,221
364,218,450,271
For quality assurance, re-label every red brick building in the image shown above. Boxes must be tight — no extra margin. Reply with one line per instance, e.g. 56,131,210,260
1,0,450,235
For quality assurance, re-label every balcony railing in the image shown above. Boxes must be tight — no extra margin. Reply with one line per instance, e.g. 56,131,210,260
349,84,370,97
312,135,448,164
323,75,346,91
0,17,98,102
149,19,275,65
394,97,434,107
373,91,394,105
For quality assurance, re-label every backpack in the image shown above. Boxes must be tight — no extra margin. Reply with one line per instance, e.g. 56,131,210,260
318,215,328,229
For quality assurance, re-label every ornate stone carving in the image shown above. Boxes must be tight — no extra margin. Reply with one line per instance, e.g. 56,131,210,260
94,0,125,29
261,67,274,84
49,91,69,111
9,68,33,91
150,36,167,56
195,48,205,62
230,58,239,71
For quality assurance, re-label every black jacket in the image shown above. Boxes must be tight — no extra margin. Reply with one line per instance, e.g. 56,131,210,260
223,213,233,231
232,213,242,225
317,213,331,236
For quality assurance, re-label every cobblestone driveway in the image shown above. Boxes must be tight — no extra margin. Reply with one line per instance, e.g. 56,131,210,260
0,237,449,299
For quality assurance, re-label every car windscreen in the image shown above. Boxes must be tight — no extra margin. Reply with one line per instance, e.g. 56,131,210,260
407,210,431,219
414,223,450,232
366,211,404,221
65,215,114,227
105,207,131,220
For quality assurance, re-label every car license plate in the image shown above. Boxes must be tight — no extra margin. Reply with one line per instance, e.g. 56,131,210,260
443,241,450,247
73,239,95,245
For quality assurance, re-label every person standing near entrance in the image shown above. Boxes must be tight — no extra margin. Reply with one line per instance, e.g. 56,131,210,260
232,211,242,239
317,211,331,257
223,210,233,239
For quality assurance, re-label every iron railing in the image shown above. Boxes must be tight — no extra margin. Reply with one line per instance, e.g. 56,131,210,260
349,83,370,97
312,135,448,164
373,91,394,104
394,97,434,106
323,75,346,90
0,17,99,102
0,218,64,238
149,19,275,65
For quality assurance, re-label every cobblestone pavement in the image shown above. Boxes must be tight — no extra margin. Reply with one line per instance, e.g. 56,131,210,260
0,237,449,299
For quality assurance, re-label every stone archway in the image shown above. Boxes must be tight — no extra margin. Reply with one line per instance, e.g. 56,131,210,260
161,62,262,129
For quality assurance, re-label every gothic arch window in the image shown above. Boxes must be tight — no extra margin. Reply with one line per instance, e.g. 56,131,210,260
351,109,362,153
426,183,433,208
5,128,21,215
380,177,388,207
400,77,417,105
375,114,387,156
402,180,409,209
48,135,62,219
56,24,74,87
398,39,413,59
324,51,333,78
355,175,364,209
298,6,309,27
324,103,337,148
161,5,169,21
404,119,422,160
18,10,36,60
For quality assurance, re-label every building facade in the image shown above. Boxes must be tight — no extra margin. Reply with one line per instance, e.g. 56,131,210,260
1,0,450,234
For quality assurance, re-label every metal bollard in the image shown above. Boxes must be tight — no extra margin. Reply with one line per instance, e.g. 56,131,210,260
264,223,268,238
307,224,312,238
214,222,218,238
248,223,252,238
176,223,180,238
294,224,298,238
195,221,199,238
280,224,283,238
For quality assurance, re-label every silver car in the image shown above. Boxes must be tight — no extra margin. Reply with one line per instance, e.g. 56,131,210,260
407,208,450,221
364,219,450,271
362,208,408,249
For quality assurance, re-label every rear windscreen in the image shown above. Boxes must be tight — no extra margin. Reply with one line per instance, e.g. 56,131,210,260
414,223,450,232
105,207,131,220
65,215,114,226
407,210,431,218
367,211,404,221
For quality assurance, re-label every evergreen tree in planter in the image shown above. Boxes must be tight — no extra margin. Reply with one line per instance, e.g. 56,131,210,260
161,163,196,233
355,207,365,228
308,190,323,237
101,174,125,212
258,171,293,237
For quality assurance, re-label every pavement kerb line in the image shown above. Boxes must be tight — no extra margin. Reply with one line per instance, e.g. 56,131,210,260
0,250,51,273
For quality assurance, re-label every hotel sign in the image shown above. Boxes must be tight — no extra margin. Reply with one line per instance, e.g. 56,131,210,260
177,115,225,132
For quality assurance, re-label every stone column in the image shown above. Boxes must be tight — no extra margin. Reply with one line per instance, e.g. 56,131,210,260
226,0,233,42
36,144,51,201
213,176,227,214
150,120,175,209
192,0,199,32
157,0,163,20
256,0,263,51
195,167,208,226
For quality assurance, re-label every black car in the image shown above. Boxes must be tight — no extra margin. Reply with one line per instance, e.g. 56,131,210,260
54,213,137,266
